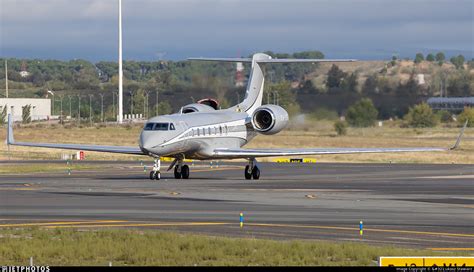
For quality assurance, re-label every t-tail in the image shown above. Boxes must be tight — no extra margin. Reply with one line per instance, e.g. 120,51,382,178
188,53,356,114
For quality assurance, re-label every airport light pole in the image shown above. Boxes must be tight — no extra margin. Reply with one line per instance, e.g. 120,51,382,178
89,94,93,126
77,95,81,125
273,91,279,105
99,93,104,122
48,90,55,116
155,90,159,116
129,90,134,118
144,90,149,119
112,91,116,121
59,95,63,124
117,0,123,124
68,95,72,120
4,59,8,98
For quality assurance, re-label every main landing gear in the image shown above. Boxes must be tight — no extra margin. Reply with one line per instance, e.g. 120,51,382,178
174,160,190,179
149,158,161,180
244,158,260,180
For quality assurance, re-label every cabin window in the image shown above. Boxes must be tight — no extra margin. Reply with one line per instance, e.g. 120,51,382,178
202,128,205,136
208,127,211,135
170,123,175,130
197,129,200,136
224,125,228,134
219,126,222,135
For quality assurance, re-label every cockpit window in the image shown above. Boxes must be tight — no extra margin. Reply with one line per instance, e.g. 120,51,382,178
144,123,155,131
154,123,169,131
170,123,175,130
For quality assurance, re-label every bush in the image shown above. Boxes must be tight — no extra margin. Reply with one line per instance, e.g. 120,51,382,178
334,120,348,136
457,107,474,127
404,103,437,128
345,98,378,127
436,110,453,123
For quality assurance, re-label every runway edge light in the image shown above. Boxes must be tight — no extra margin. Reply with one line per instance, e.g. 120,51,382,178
240,212,244,228
359,220,363,236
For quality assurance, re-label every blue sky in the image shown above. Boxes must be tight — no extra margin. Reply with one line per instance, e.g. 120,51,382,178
1,0,472,61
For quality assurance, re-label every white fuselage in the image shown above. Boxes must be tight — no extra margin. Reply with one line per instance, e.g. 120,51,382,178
139,109,258,160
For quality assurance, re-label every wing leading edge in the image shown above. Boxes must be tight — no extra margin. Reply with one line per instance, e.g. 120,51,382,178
214,121,468,159
6,114,144,155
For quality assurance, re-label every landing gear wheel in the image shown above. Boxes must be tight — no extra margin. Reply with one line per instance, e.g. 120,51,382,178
244,165,252,180
149,171,155,180
252,166,260,180
181,165,190,179
174,166,182,179
154,171,161,180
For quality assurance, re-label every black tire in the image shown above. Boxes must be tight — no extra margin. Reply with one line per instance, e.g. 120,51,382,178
174,166,182,179
149,171,155,180
244,165,252,180
154,171,160,180
252,166,260,180
181,165,190,179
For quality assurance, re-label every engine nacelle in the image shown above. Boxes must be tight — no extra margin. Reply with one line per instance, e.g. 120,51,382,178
181,103,215,114
251,105,289,135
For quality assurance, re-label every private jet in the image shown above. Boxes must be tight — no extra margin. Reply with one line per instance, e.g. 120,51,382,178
6,53,467,180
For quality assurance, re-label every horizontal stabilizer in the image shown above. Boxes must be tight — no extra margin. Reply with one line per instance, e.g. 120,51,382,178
188,57,356,63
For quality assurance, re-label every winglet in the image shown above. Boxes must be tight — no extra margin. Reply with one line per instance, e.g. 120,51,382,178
450,120,468,150
7,114,14,145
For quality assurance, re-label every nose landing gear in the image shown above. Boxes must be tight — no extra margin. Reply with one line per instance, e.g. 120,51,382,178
245,158,260,180
149,158,161,180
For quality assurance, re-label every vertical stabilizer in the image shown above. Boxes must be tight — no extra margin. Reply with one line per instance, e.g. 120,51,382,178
236,53,270,114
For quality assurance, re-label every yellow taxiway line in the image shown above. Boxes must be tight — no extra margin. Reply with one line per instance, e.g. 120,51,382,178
0,220,127,227
44,222,232,229
245,223,474,238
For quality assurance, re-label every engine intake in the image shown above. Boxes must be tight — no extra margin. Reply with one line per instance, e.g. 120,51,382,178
251,105,289,135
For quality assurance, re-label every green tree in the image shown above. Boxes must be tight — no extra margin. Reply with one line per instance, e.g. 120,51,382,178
426,53,435,62
334,120,348,136
326,64,346,89
457,107,474,127
435,52,445,66
0,104,7,125
266,81,300,117
341,72,358,92
450,55,465,69
414,53,424,64
345,98,378,127
404,103,437,128
22,104,32,124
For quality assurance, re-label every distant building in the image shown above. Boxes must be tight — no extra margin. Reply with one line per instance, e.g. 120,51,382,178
0,98,51,121
427,97,474,112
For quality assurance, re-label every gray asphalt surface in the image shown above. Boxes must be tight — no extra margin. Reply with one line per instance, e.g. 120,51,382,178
1,161,473,250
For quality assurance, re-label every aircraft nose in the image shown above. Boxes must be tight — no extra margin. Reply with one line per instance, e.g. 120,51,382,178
140,132,155,150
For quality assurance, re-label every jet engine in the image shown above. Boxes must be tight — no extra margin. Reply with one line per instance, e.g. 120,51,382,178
251,105,289,135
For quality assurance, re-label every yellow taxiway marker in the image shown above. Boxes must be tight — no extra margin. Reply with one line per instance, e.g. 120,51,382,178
379,256,474,267
0,220,127,227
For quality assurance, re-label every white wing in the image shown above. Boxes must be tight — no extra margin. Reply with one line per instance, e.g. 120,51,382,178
214,121,468,159
213,147,446,159
6,115,144,155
